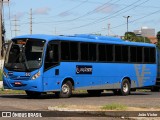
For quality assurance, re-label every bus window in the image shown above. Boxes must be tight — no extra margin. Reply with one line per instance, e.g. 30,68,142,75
137,47,143,63
122,45,129,62
70,42,78,61
144,47,150,63
45,43,59,70
61,42,70,60
80,43,89,61
115,45,122,62
98,44,106,61
106,44,113,61
89,43,97,61
150,48,155,63
130,46,137,62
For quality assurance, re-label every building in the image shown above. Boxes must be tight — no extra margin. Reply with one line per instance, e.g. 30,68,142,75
147,36,157,44
134,27,155,37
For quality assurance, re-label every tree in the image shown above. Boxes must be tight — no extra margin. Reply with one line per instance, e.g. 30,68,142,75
124,32,136,41
156,31,160,48
1,21,6,57
124,32,150,43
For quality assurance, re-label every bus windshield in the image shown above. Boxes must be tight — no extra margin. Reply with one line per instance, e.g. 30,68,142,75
4,39,46,72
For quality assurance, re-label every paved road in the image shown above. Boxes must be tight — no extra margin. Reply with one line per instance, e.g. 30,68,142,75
0,91,160,111
0,91,160,120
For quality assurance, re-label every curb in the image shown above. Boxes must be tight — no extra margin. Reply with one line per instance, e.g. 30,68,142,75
48,106,126,118
0,81,3,88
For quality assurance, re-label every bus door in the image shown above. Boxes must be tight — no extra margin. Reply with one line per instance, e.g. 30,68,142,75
43,41,60,91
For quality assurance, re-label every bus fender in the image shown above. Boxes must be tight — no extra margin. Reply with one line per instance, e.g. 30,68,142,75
61,77,75,90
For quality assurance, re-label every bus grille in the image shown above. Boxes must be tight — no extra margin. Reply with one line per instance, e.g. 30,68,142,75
9,75,30,80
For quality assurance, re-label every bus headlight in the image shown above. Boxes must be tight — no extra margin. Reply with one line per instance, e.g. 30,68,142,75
31,71,40,80
3,71,8,78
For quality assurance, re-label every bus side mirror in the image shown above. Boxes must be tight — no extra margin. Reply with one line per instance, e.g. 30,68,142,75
49,50,54,60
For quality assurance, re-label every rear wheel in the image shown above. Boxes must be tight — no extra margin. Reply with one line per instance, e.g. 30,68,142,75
55,81,72,98
120,79,131,96
25,91,41,98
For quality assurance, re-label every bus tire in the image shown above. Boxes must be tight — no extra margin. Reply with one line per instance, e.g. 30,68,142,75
120,79,131,96
56,81,72,98
25,91,41,98
87,90,102,96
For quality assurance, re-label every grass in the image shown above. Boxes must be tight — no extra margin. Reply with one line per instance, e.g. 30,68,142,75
73,90,87,94
101,103,127,111
0,88,25,94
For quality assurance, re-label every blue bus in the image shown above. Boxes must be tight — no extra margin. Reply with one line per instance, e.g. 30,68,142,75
3,34,157,98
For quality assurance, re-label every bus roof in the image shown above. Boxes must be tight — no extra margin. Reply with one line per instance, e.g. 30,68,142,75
13,34,156,47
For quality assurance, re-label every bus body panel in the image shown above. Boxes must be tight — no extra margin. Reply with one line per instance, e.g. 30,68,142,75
3,68,44,92
42,62,157,92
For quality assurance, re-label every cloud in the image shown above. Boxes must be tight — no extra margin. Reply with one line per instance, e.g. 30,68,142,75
58,11,72,17
94,4,116,14
33,7,51,15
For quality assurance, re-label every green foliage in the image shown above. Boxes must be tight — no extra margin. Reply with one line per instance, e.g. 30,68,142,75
157,31,160,41
124,32,136,41
0,89,25,94
156,31,160,48
101,103,127,110
124,32,150,43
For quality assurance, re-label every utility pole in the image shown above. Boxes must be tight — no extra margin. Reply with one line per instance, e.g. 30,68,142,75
123,16,130,39
0,0,3,60
30,8,32,34
0,0,9,60
12,15,20,36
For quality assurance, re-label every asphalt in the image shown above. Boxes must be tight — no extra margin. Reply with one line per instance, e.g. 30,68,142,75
0,91,160,119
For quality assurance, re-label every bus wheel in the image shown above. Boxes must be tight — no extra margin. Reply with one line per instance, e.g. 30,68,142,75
120,79,131,96
87,90,102,96
25,91,41,98
56,81,72,98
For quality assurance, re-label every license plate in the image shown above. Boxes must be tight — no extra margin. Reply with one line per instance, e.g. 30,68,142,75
14,82,22,85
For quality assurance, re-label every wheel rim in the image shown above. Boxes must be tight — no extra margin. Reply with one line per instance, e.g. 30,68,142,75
123,83,128,93
62,84,69,94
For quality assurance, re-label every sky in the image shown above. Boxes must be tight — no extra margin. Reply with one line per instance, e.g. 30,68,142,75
2,0,160,39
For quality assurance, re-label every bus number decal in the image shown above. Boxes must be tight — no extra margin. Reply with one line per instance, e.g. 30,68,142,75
76,65,92,74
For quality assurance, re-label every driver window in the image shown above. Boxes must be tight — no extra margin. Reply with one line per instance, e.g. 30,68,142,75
44,41,59,70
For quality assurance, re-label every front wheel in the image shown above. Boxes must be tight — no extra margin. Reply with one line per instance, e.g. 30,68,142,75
55,81,72,98
120,79,131,96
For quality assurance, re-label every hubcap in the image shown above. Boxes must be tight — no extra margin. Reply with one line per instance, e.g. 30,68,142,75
123,83,128,93
62,84,69,94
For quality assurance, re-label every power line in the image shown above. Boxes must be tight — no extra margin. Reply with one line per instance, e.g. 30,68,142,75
38,0,89,19
61,0,151,32
95,7,160,34
57,0,117,22
25,0,119,25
